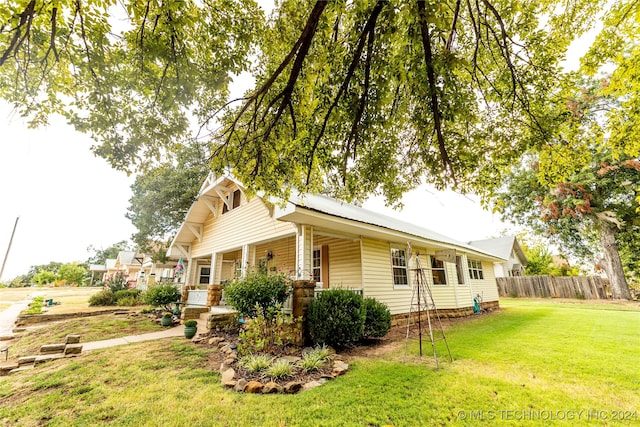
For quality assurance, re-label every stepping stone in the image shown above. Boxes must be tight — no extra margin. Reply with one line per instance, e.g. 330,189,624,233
34,354,65,365
0,363,19,376
18,355,37,365
10,365,35,374
65,334,82,344
64,344,83,355
40,344,65,354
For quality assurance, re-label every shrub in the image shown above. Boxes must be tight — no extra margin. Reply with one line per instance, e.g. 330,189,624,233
22,296,45,314
89,289,115,306
184,320,198,327
298,347,331,373
114,289,143,306
223,272,289,319
144,284,181,311
237,307,302,356
306,289,365,349
362,297,391,338
265,359,294,380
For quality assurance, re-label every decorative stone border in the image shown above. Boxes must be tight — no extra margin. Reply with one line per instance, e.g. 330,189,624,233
204,336,349,394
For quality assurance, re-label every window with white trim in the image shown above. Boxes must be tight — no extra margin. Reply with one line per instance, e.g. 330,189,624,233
468,259,484,280
198,266,211,284
430,256,447,285
391,247,408,286
312,247,321,284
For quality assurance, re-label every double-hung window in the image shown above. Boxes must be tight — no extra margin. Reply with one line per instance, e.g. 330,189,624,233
391,247,408,287
468,259,484,280
430,256,447,285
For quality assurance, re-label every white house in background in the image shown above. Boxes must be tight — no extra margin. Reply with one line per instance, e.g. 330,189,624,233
468,236,528,278
167,173,507,319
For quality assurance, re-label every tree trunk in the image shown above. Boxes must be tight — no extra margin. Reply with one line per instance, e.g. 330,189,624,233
599,224,631,300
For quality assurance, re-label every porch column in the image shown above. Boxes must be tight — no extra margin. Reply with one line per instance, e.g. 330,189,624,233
241,244,256,277
210,252,219,285
296,225,313,280
184,256,194,287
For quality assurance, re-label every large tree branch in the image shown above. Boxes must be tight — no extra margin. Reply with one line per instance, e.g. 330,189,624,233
417,0,456,185
0,0,36,66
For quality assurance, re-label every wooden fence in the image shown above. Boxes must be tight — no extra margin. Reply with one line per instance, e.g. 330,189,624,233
496,276,609,299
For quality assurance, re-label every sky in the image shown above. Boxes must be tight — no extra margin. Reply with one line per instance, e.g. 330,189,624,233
0,3,598,282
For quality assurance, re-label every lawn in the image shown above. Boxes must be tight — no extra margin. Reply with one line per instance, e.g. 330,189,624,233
1,299,639,426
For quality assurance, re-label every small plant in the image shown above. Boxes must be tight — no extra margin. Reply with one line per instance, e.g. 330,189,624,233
22,296,45,314
265,359,294,380
114,289,143,306
144,284,182,311
299,345,331,372
223,272,289,319
105,272,128,293
238,354,272,373
362,297,391,338
162,312,172,318
184,320,197,327
89,289,115,306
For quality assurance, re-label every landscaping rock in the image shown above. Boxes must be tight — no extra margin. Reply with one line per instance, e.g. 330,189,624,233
234,378,248,392
0,335,13,341
223,380,237,389
18,355,37,365
262,382,283,394
34,354,65,365
0,362,19,375
332,361,349,376
223,358,236,366
245,381,264,393
301,380,323,392
221,368,236,383
209,337,225,345
12,328,26,333
278,355,301,364
65,334,82,344
283,381,303,394
64,344,83,355
40,344,65,354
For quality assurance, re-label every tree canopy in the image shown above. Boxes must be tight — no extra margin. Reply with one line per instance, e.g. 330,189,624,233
1,0,614,203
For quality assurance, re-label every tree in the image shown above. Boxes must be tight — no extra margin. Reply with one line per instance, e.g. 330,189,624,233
1,0,612,202
0,0,263,173
87,240,132,265
57,262,88,285
496,150,638,299
126,143,210,257
32,269,56,285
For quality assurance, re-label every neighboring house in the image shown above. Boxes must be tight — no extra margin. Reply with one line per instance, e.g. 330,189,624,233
167,174,506,319
110,251,144,287
468,236,528,278
88,263,107,286
137,255,185,291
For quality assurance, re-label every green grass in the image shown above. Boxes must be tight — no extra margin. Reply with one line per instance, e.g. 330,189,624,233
1,299,639,426
7,314,162,358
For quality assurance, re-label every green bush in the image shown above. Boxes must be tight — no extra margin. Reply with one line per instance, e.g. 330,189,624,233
114,289,142,304
363,297,391,338
237,307,302,356
184,319,198,327
223,272,289,319
143,284,181,311
306,289,365,349
89,289,115,306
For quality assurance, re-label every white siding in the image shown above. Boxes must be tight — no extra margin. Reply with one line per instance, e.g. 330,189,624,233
190,197,296,258
467,259,499,302
314,236,362,288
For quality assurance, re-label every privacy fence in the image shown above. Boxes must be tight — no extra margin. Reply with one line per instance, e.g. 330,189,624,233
496,276,609,299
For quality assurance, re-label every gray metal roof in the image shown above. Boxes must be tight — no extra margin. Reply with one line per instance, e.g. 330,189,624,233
468,236,527,264
288,193,504,259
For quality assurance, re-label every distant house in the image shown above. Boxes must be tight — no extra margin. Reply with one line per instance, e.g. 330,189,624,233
167,174,506,320
468,236,527,278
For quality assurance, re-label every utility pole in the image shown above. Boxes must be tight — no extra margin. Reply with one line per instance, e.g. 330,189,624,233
0,216,19,281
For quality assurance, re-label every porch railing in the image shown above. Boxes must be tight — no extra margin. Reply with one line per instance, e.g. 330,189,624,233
281,287,363,314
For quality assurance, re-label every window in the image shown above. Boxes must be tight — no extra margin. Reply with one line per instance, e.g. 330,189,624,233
391,248,408,286
198,266,211,284
312,248,321,283
431,256,447,285
455,255,465,285
468,259,484,280
222,189,242,214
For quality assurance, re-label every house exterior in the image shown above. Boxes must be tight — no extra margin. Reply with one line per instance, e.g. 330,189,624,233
468,236,528,278
167,174,505,320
